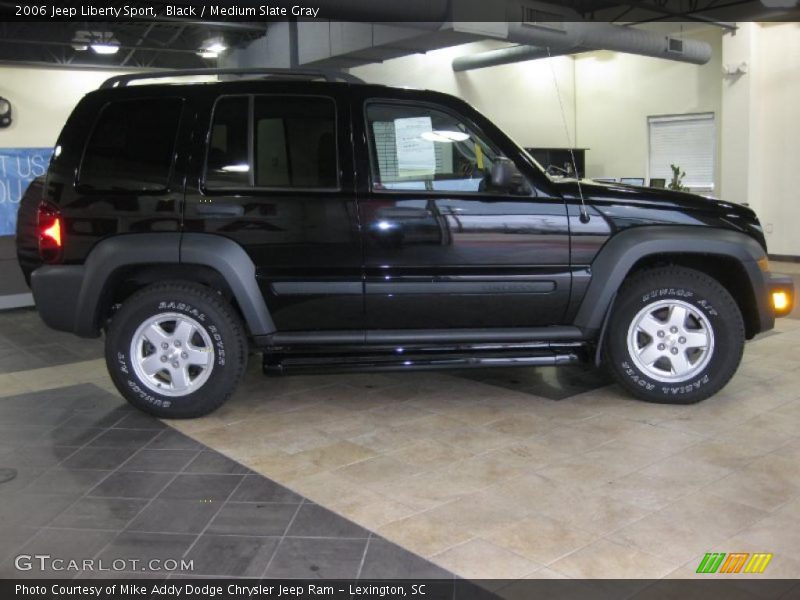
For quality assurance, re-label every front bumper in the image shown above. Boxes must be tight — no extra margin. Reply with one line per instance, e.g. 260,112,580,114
767,272,795,318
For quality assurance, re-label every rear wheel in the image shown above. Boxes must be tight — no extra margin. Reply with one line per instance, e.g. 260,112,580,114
106,282,247,418
604,267,744,404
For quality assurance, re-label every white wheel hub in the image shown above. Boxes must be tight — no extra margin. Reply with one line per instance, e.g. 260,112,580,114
626,299,714,383
130,312,215,397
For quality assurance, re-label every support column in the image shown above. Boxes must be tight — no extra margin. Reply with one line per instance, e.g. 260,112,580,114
719,23,760,210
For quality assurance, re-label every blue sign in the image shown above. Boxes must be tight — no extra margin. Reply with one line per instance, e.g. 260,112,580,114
0,148,53,236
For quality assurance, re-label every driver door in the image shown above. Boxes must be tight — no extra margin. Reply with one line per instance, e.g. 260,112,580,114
353,90,571,330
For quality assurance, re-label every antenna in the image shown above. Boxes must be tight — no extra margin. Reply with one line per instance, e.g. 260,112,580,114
546,47,590,224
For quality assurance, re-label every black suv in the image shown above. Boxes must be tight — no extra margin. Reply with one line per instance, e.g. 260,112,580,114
17,68,794,418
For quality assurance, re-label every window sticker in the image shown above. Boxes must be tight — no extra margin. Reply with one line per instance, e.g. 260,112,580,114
394,116,435,176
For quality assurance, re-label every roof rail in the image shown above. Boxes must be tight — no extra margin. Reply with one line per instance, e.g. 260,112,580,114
100,68,365,89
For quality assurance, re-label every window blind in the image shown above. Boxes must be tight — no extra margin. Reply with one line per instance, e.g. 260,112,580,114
648,113,715,190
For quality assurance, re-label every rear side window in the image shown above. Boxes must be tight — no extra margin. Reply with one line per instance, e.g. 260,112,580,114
79,97,183,192
205,95,337,190
206,96,250,188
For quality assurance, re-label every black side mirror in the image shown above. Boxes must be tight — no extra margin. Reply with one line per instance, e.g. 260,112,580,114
491,158,526,193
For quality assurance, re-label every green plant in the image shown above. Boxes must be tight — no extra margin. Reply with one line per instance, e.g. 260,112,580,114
668,164,689,192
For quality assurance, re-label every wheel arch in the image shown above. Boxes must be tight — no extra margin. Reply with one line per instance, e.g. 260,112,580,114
622,253,760,339
575,226,771,341
73,233,275,337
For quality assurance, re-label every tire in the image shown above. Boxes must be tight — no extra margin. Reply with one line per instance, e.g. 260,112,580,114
603,266,744,404
105,281,248,418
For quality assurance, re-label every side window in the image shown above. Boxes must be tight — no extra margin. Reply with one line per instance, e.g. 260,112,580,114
205,95,338,190
79,98,182,192
255,97,337,188
366,102,513,194
206,96,250,188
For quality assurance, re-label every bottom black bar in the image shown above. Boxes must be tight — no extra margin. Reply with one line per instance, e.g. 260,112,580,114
3,579,800,600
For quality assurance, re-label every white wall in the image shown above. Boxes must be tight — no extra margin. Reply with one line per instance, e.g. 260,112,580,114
0,66,121,148
719,23,760,209
574,28,723,183
352,41,578,149
748,23,800,256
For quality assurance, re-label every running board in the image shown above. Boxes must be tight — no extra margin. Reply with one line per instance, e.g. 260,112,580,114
263,349,581,375
256,326,585,348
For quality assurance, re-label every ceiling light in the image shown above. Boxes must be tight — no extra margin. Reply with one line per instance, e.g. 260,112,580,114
198,38,227,59
91,43,120,55
220,164,250,172
205,41,227,54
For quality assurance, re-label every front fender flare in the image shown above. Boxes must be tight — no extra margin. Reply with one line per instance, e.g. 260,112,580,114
574,226,770,335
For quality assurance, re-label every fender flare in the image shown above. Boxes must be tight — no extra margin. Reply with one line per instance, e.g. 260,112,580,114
181,233,276,335
67,233,274,336
574,226,770,335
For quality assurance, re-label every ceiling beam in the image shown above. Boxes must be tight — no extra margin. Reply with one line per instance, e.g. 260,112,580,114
0,37,205,55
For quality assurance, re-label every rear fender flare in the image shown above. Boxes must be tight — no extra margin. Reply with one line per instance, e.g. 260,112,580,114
73,233,275,336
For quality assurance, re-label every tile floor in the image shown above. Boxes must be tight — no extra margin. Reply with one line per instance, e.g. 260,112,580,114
1,264,799,585
0,384,451,581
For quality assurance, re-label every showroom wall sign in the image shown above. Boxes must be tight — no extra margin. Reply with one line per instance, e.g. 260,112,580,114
0,96,11,128
0,147,52,236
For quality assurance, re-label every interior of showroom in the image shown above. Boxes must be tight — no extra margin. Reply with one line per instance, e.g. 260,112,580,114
1,0,800,592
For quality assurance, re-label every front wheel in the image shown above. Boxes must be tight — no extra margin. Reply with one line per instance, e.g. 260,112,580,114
105,282,248,418
604,267,744,404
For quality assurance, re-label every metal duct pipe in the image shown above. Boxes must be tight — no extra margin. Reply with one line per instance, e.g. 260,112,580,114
453,22,712,72
452,44,591,70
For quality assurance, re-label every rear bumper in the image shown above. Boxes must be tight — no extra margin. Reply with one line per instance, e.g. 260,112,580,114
30,264,99,338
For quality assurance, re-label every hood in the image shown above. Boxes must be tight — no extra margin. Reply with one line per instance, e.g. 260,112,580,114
549,178,766,251
551,178,757,219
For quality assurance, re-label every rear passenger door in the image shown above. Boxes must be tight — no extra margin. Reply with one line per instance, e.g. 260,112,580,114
183,86,362,332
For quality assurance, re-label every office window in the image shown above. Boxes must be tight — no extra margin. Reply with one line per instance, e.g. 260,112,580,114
648,113,715,190
366,103,513,194
80,98,183,192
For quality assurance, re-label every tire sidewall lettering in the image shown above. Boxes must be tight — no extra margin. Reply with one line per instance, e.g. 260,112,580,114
116,350,172,408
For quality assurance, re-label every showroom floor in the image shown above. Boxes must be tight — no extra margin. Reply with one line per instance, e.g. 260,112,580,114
0,264,799,585
0,385,456,582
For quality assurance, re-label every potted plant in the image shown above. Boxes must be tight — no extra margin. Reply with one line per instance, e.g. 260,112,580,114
668,164,690,192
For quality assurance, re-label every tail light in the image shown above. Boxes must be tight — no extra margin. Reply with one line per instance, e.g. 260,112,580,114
38,203,63,263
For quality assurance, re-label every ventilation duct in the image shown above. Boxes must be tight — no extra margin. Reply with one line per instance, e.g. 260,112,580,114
452,22,713,72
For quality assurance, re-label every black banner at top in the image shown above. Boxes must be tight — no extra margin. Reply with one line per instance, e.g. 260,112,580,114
2,0,800,23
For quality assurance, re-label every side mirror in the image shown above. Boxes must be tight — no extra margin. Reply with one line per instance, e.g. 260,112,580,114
491,158,526,193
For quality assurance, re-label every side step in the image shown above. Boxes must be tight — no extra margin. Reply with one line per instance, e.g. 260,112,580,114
256,326,585,348
263,349,582,375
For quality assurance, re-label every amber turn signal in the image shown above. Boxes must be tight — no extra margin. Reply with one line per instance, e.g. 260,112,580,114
772,290,793,316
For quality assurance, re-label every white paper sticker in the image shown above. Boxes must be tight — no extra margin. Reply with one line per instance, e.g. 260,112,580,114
395,117,435,175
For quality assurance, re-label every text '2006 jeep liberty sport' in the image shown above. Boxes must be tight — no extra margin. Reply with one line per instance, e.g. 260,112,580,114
18,68,795,418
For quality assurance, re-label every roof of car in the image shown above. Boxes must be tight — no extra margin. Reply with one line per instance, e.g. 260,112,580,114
100,68,365,89
87,73,459,107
